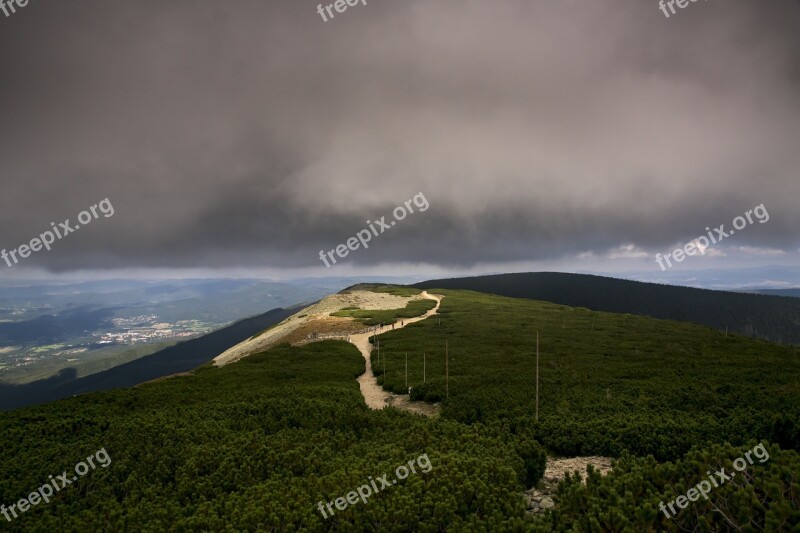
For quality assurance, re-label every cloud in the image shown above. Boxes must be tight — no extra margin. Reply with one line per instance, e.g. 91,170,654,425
0,0,798,273
608,244,650,260
737,246,787,256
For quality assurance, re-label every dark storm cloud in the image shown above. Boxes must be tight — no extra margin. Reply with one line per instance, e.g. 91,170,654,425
0,0,798,272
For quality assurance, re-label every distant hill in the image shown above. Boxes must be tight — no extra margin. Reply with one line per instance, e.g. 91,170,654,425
743,288,800,299
414,272,800,344
0,306,296,411
0,305,118,344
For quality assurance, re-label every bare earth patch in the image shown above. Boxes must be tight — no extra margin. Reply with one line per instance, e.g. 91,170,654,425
283,317,364,345
386,393,441,417
543,456,613,483
524,456,614,516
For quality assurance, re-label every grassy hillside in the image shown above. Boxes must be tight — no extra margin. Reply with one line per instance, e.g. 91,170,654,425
414,272,800,344
1,287,798,531
375,290,800,460
0,341,544,531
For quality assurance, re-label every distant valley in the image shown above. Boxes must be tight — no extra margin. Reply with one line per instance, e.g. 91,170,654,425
0,277,410,384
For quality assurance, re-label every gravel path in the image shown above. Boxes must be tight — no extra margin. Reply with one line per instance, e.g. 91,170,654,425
212,288,443,417
351,291,442,416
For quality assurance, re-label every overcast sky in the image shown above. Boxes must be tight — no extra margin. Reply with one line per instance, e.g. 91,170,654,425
0,0,798,281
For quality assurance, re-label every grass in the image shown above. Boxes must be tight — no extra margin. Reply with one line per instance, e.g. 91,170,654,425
341,284,422,297
368,285,423,297
0,286,798,530
372,289,800,459
331,298,436,326
0,340,539,531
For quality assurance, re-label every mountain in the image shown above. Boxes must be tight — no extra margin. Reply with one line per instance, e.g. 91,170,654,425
743,288,800,298
0,285,797,531
414,272,800,344
605,265,800,290
0,306,295,411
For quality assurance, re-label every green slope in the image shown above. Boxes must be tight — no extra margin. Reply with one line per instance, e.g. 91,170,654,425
0,341,543,532
0,288,798,531
376,290,800,459
414,272,800,344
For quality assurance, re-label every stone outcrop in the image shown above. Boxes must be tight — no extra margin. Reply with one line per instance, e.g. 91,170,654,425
524,456,613,516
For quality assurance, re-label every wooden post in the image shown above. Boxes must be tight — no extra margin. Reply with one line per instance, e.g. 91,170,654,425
445,340,449,400
536,331,539,422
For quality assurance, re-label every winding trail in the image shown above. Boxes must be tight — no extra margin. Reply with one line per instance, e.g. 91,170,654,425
351,291,443,417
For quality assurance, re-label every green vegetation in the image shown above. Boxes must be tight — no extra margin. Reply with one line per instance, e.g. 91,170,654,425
341,284,422,298
1,287,798,531
368,285,423,297
534,442,799,531
331,298,436,326
375,290,800,460
415,272,800,344
0,340,544,531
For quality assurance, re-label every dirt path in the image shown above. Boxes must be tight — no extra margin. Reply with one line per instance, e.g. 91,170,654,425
351,291,442,417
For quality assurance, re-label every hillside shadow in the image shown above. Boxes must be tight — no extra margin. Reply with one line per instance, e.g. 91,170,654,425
0,367,79,410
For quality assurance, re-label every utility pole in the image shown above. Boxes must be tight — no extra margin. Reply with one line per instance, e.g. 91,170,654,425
536,331,539,422
445,340,449,400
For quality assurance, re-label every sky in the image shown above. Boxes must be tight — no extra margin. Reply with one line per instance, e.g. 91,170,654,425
0,0,798,284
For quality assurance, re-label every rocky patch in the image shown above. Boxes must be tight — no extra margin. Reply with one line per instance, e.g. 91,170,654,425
524,456,613,516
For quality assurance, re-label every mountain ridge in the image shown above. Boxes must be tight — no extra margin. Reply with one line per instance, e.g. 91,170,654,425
414,272,800,344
